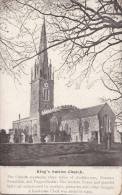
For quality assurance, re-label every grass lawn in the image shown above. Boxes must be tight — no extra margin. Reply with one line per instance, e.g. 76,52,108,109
1,150,122,166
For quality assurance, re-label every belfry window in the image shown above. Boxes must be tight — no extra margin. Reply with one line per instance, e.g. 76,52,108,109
43,89,49,101
44,74,47,79
40,69,42,77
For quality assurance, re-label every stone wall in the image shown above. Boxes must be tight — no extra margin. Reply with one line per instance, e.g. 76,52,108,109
98,103,115,143
30,79,39,117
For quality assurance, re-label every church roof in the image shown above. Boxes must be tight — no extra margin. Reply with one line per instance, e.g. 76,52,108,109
41,105,78,115
79,103,105,118
41,104,106,116
41,103,114,117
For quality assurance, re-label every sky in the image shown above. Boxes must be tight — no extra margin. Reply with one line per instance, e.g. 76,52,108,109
0,2,117,130
0,48,113,130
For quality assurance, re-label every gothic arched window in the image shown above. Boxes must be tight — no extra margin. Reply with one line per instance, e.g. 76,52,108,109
24,126,29,142
64,123,69,133
50,116,58,133
33,124,37,136
84,120,89,134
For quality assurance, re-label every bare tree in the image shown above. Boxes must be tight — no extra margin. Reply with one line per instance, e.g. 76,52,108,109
1,0,121,75
13,0,122,68
13,0,122,117
0,0,122,118
0,0,40,80
100,60,122,119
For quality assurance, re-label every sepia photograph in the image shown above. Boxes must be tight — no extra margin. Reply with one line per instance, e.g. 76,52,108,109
0,0,122,166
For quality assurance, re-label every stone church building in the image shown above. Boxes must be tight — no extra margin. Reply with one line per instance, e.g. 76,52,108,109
12,20,116,145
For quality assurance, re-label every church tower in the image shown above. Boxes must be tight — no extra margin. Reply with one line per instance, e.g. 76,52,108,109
30,19,54,117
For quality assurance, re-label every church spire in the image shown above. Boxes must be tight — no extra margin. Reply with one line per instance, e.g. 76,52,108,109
38,17,48,79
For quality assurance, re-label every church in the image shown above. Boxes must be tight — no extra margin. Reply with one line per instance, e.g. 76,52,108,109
12,20,116,145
